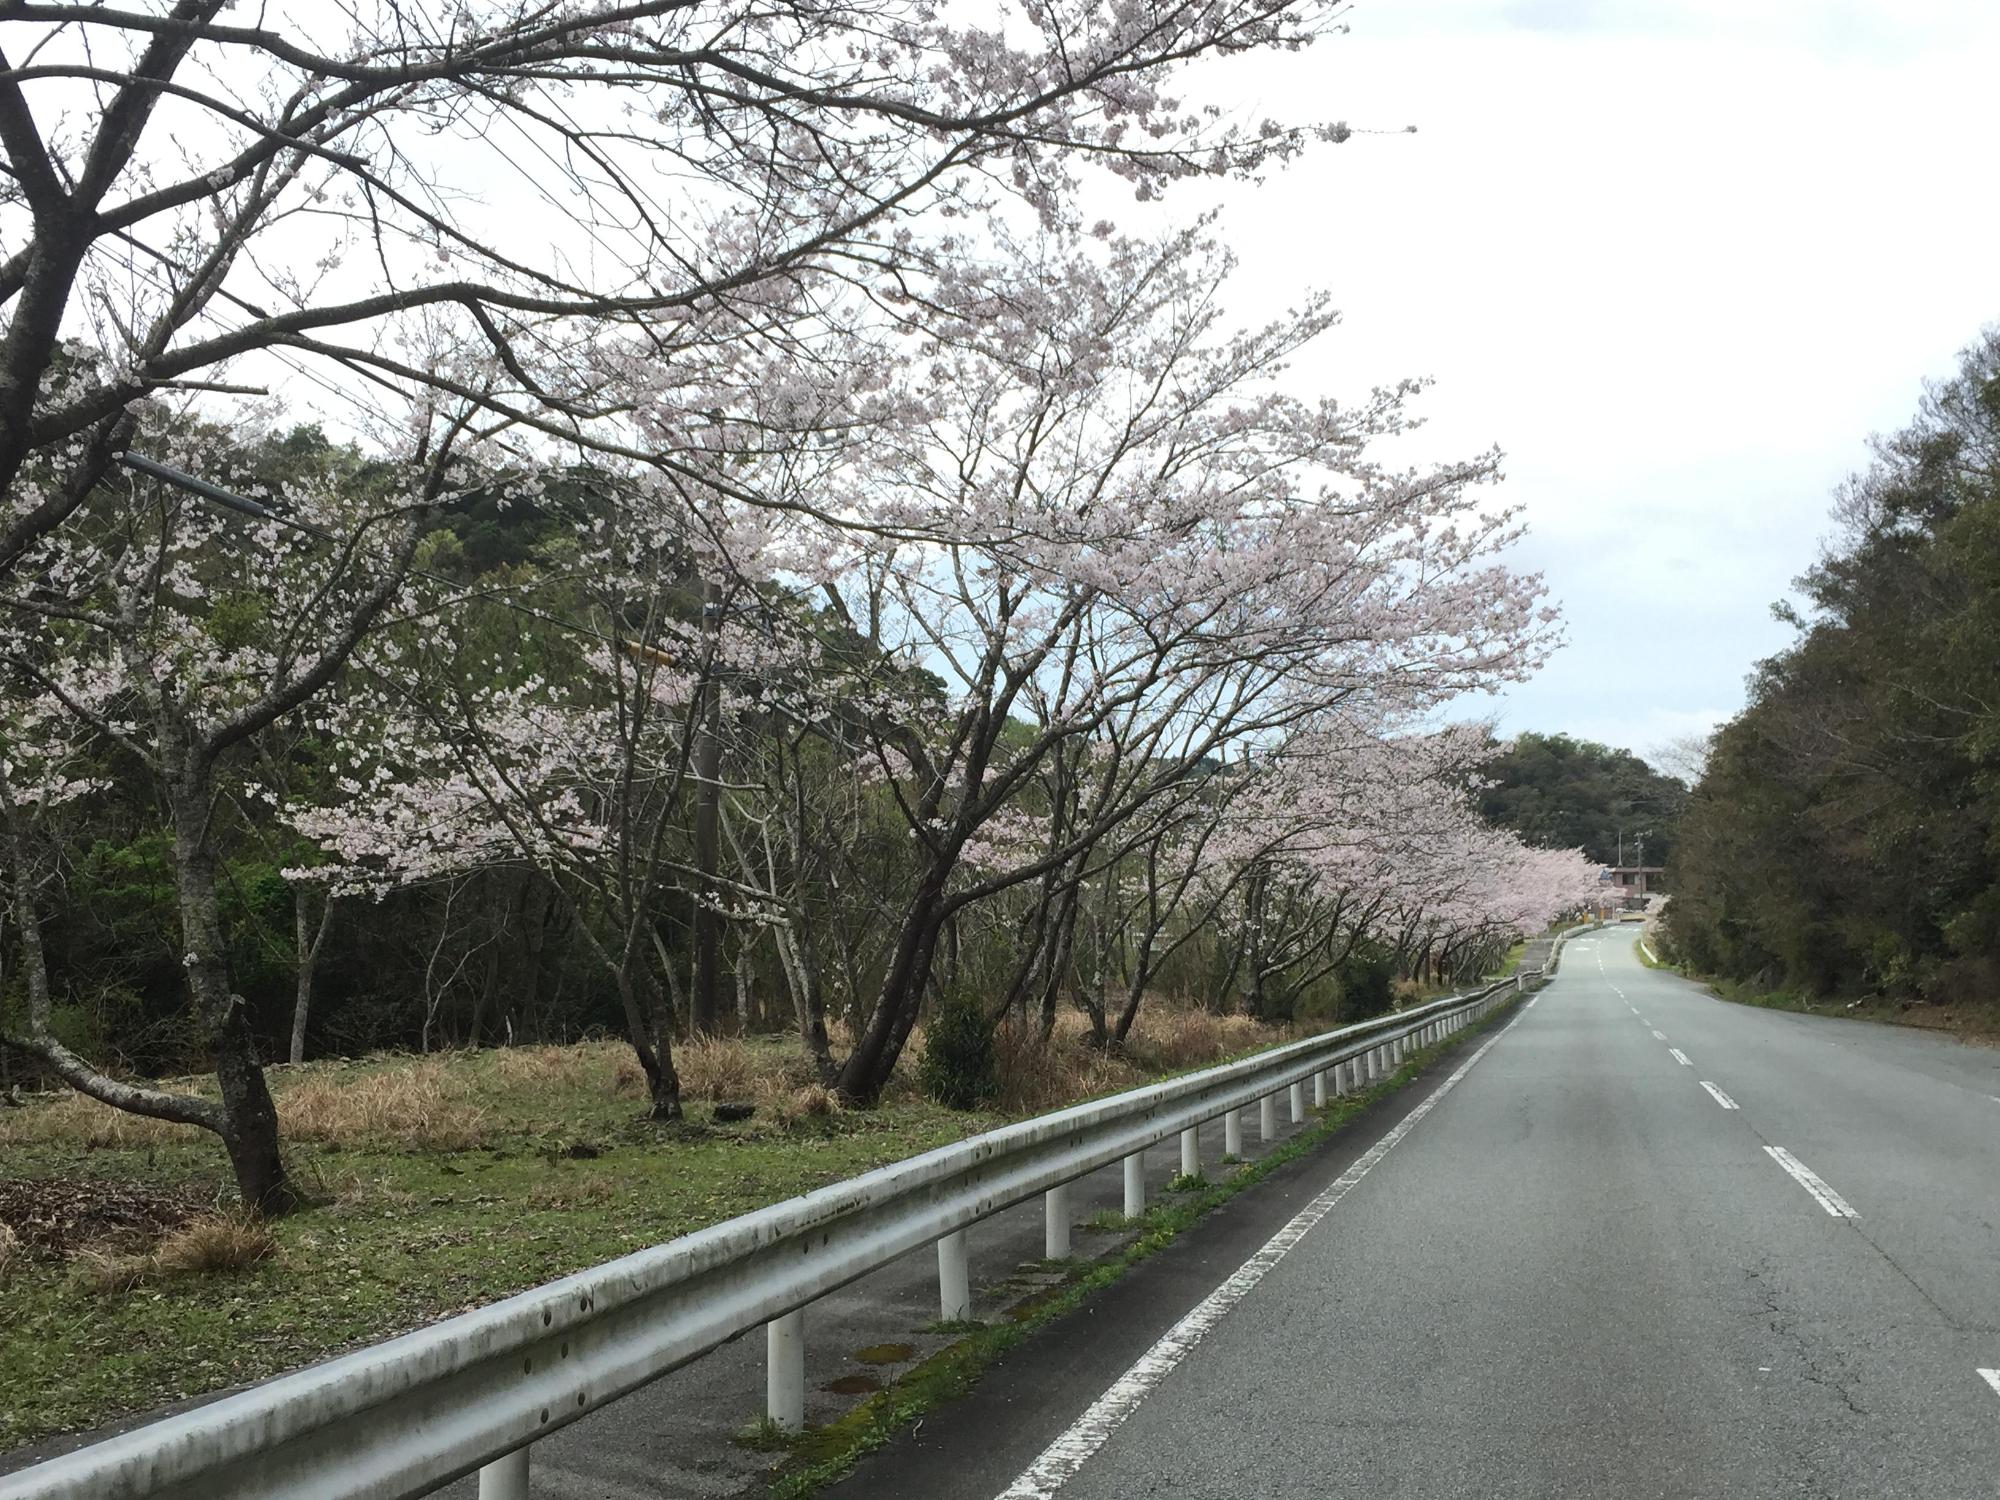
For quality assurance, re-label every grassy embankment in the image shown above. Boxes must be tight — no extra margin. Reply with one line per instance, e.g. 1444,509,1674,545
0,1007,1325,1453
1634,939,2000,1041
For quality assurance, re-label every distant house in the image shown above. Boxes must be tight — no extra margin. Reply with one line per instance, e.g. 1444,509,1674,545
1599,864,1667,900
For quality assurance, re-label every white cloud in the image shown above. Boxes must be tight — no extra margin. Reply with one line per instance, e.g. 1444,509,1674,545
1162,2,2000,759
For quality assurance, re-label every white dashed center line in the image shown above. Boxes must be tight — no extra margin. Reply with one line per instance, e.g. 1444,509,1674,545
1669,1048,1691,1066
1979,1368,2000,1400
1651,1029,1667,1041
1699,1081,1739,1110
1764,1146,1858,1218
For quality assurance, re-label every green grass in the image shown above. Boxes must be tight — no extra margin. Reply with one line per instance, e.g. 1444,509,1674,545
1490,941,1528,979
0,1044,1002,1452
757,994,1522,1499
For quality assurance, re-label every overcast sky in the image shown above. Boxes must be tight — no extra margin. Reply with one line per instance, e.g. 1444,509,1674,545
1187,0,2000,762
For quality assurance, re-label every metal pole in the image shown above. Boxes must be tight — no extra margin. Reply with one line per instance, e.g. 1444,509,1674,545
938,1230,971,1322
478,1448,530,1500
1224,1107,1243,1157
767,1310,805,1431
1123,1152,1146,1218
1313,1069,1328,1108
1180,1125,1199,1178
1259,1093,1278,1141
1288,1081,1306,1124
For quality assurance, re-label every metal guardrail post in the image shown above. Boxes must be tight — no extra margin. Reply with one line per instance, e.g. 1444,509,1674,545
766,1310,804,1431
477,1447,529,1500
1288,1081,1306,1123
1313,1068,1328,1108
1179,1125,1199,1178
1044,1182,1070,1259
1259,1092,1278,1140
938,1230,971,1321
1123,1152,1146,1218
1224,1107,1243,1157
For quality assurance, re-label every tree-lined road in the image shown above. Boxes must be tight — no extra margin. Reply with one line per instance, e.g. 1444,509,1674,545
842,932,2000,1499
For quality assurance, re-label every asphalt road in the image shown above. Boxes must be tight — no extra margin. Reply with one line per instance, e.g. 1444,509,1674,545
838,930,2000,1500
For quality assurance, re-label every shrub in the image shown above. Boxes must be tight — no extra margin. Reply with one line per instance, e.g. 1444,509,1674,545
918,996,998,1109
1335,946,1396,1021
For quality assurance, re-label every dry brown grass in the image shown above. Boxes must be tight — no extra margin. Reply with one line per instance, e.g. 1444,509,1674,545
0,1090,202,1149
71,1214,274,1294
675,1034,764,1102
71,1245,151,1295
277,1058,490,1150
1122,1007,1273,1072
0,1222,19,1280
990,1003,1304,1113
150,1215,276,1276
487,1041,627,1093
991,1019,1139,1114
0,1055,493,1152
771,1082,843,1126
672,1035,838,1122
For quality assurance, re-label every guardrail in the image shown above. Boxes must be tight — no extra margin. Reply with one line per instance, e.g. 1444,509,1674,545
0,977,1541,1500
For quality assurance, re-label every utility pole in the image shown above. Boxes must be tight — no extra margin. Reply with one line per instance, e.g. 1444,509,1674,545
691,578,724,1034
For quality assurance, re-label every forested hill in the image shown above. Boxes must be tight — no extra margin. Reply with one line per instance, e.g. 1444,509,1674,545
1665,328,2000,1006
1478,733,1687,870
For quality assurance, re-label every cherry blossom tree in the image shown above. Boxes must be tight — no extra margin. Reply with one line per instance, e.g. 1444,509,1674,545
0,412,471,1211
767,223,1557,1102
0,0,1361,579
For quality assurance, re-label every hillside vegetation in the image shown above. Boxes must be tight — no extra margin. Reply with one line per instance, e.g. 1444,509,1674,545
1665,327,2000,1016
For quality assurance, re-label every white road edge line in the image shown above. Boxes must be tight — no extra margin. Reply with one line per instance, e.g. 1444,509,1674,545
1699,1081,1739,1110
1979,1368,2000,1400
990,1003,1529,1500
1669,1048,1691,1066
1764,1146,1859,1219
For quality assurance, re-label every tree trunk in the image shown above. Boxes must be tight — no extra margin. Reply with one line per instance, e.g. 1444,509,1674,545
690,577,724,1033
169,780,297,1214
287,888,336,1065
837,869,951,1104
